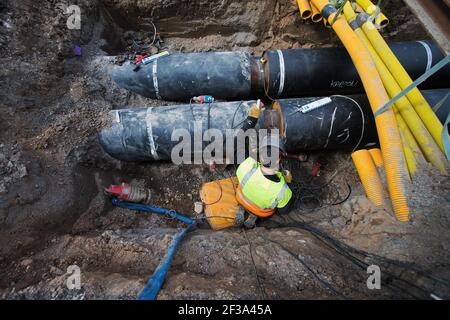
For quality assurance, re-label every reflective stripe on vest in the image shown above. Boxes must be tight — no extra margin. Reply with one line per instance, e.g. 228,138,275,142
240,164,258,188
270,182,288,209
236,186,275,218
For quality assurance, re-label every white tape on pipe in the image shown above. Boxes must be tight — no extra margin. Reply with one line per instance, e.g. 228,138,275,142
417,40,432,72
276,50,285,96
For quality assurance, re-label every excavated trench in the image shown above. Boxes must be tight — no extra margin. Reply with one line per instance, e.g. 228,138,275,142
0,0,449,299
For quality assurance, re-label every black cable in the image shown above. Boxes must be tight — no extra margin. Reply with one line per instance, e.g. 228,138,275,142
242,229,267,299
231,101,245,129
271,219,448,298
290,180,352,212
262,236,345,298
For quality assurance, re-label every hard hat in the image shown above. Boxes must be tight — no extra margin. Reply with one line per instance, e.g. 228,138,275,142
260,134,286,154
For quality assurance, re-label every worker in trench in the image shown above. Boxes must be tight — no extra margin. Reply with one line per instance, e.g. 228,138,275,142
232,101,294,229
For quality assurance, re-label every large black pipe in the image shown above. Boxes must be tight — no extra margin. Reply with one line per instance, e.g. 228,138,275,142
264,40,450,97
99,96,377,162
110,41,450,101
110,52,263,100
99,89,450,162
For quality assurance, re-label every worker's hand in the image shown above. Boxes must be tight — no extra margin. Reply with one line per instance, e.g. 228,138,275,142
282,169,292,183
248,104,261,119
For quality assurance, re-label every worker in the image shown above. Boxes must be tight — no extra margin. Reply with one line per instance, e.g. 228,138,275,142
235,134,294,228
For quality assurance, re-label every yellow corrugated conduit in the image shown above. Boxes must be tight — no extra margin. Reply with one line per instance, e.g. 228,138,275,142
342,2,449,176
355,0,389,28
309,0,410,222
368,148,383,168
297,0,313,20
358,13,445,153
394,114,425,166
352,150,386,206
394,110,418,178
310,1,323,23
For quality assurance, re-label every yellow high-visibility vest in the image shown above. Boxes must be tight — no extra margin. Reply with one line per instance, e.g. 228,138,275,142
236,157,292,209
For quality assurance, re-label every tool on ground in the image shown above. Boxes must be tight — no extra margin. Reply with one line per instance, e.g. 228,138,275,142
104,183,151,204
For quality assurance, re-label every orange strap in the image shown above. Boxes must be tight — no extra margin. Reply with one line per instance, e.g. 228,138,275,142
235,185,275,218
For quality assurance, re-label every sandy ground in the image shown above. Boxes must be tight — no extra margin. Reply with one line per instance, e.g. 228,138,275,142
0,0,449,299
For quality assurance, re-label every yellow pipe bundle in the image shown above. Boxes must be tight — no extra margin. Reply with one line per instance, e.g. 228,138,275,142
368,148,383,168
342,3,449,176
359,14,445,153
309,0,410,222
394,109,418,178
355,0,389,27
352,150,386,206
297,0,313,20
310,1,323,23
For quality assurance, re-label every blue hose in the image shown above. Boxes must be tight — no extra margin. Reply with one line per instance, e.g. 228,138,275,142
111,198,195,225
111,198,196,300
137,223,196,300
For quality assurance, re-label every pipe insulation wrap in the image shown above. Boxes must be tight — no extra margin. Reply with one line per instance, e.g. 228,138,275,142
263,41,450,98
110,51,258,100
99,90,450,163
109,41,450,101
99,95,379,162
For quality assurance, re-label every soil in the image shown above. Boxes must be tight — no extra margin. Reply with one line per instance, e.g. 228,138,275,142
0,0,449,300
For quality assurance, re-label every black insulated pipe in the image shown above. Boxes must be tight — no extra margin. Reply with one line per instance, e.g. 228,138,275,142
110,41,450,101
263,40,450,97
99,96,377,162
110,52,263,100
98,89,450,162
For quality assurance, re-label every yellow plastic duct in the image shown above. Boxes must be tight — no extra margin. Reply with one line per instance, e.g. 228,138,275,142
310,0,410,222
297,0,313,20
396,113,424,164
393,108,417,178
355,0,389,27
360,15,445,153
310,1,323,22
368,148,383,167
352,150,385,206
369,120,418,179
323,16,331,28
343,3,449,176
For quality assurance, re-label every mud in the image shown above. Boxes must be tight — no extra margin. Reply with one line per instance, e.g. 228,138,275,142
0,0,449,300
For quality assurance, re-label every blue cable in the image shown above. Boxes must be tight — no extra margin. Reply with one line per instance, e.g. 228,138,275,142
137,224,196,300
111,198,196,300
111,198,195,225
